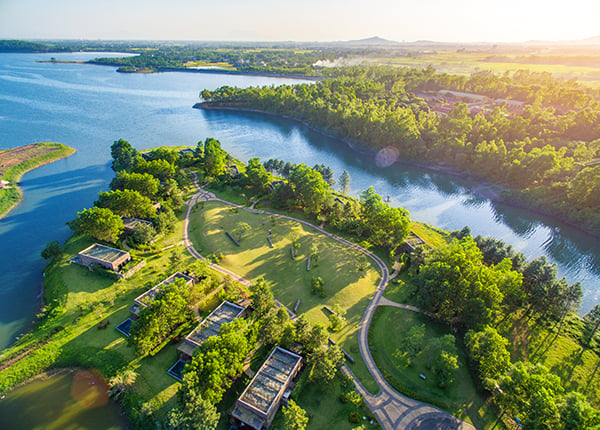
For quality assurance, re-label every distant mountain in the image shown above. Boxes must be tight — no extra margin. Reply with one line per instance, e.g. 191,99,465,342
337,36,402,47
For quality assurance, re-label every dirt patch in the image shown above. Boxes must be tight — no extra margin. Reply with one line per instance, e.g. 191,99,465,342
0,144,60,176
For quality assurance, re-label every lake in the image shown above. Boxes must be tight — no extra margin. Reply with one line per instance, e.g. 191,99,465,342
0,52,598,350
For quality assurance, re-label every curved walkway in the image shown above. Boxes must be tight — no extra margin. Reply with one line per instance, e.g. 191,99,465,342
182,173,474,430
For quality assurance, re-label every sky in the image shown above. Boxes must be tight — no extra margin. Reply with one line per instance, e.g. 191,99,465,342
1,0,599,43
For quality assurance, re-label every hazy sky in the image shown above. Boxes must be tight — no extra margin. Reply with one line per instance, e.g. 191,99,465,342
1,0,599,43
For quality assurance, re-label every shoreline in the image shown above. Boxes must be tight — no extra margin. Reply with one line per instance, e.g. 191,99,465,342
0,143,76,220
195,103,600,239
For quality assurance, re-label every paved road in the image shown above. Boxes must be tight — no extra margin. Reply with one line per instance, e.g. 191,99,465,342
183,173,475,430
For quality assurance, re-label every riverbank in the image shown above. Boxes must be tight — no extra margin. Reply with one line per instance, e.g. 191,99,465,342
0,143,76,219
195,103,600,239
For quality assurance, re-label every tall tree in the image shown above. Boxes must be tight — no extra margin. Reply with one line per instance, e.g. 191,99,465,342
283,399,309,430
339,169,351,194
69,207,124,243
203,138,226,177
250,278,274,318
110,138,138,172
584,304,600,343
465,326,511,381
95,189,156,219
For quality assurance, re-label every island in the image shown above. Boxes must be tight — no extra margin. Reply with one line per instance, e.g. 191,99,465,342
1,139,598,430
0,143,76,219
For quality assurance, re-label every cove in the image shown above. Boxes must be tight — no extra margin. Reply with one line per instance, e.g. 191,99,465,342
0,369,127,429
0,52,598,351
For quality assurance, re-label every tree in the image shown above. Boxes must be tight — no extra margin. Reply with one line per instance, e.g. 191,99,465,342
234,222,251,242
558,392,600,430
132,222,156,245
304,324,327,353
95,189,156,219
309,244,320,266
167,390,219,430
465,326,511,381
69,207,124,243
246,157,271,193
152,206,177,234
585,304,600,343
250,278,274,318
310,276,326,297
129,280,191,356
308,345,345,387
110,171,159,198
339,169,351,194
426,334,458,387
108,369,137,400
313,163,335,187
169,246,185,272
398,324,425,367
203,138,226,177
494,362,564,430
110,138,138,172
288,164,330,215
41,241,62,260
283,400,309,430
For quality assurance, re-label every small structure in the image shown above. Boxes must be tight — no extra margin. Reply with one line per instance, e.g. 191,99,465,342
0,180,10,189
129,272,194,319
179,148,195,156
177,300,246,360
74,243,131,272
267,180,285,192
228,165,240,178
121,216,153,233
231,346,303,430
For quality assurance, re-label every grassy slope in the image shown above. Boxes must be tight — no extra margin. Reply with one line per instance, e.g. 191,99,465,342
188,201,381,394
369,306,503,430
0,214,195,420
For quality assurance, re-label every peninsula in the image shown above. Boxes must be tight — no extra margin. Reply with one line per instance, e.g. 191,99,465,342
0,143,76,219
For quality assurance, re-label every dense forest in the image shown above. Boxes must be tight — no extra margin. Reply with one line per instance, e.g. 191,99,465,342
0,40,70,53
199,66,600,234
90,47,344,75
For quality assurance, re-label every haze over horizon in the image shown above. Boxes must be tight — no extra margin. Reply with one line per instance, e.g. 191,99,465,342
1,0,599,44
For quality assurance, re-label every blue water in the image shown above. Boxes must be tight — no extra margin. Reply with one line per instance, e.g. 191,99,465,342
0,52,598,349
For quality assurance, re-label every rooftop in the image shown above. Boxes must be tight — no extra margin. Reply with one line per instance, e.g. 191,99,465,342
185,301,245,346
121,216,153,230
134,272,194,307
79,243,129,263
236,347,302,417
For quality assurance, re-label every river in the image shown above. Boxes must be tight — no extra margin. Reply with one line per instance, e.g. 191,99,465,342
0,52,598,350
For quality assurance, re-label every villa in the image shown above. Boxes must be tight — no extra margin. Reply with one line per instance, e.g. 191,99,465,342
129,272,194,319
74,243,131,272
176,300,246,360
231,346,303,430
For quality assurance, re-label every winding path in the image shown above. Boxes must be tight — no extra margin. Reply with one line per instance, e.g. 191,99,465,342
182,173,475,430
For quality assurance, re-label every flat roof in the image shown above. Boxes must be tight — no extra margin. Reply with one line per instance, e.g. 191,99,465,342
79,243,129,263
121,216,153,230
185,301,245,346
236,347,302,417
134,272,194,307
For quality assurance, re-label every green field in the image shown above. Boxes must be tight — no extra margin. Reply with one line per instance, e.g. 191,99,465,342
189,200,381,394
364,51,600,88
368,306,503,430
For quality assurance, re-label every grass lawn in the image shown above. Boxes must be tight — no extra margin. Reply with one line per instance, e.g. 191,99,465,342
499,313,600,408
368,306,503,430
189,200,381,394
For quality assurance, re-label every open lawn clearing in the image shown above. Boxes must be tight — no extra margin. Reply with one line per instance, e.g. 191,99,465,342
368,306,503,430
189,200,380,393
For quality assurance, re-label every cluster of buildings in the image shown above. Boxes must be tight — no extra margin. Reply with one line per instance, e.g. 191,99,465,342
71,239,306,430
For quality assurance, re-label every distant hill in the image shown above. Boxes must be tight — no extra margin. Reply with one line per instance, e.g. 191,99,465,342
337,36,401,47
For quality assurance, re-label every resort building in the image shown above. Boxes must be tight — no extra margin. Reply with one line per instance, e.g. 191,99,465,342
231,347,303,430
129,272,194,319
177,300,246,360
75,243,131,272
121,216,153,233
